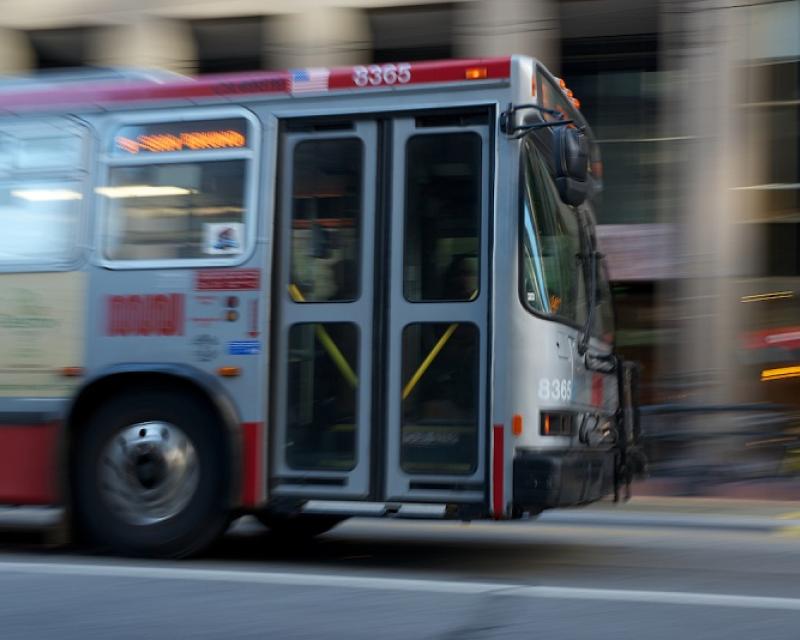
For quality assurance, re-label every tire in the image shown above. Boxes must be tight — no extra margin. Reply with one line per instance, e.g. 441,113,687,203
257,513,345,539
72,387,230,558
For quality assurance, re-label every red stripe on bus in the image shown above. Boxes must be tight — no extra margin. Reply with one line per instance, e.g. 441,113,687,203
0,58,512,111
492,425,504,520
591,374,604,407
0,424,59,505
241,422,263,508
328,58,511,90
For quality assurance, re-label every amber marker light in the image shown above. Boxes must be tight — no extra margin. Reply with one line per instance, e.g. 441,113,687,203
60,367,84,377
465,67,488,80
217,366,241,377
512,414,523,436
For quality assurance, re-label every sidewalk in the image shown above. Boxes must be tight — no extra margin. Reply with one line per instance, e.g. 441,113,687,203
633,477,800,502
540,495,800,532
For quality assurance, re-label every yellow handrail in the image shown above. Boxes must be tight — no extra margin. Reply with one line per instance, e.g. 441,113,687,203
402,323,459,400
401,290,478,401
288,284,358,389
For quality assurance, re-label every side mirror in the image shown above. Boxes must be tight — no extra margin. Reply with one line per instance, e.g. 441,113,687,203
553,126,589,207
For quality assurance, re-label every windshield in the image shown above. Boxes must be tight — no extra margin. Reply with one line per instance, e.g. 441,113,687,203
519,138,587,326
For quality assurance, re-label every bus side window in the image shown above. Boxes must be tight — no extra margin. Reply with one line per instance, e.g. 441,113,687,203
0,120,85,269
101,116,253,264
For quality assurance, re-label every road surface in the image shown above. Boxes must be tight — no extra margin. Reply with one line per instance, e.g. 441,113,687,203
0,503,799,639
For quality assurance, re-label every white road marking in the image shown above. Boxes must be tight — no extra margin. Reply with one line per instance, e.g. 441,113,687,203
1,560,800,611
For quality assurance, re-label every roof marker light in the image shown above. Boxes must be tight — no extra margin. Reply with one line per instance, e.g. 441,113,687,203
465,67,488,80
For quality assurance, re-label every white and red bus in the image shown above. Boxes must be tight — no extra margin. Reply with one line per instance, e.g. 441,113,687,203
0,56,641,556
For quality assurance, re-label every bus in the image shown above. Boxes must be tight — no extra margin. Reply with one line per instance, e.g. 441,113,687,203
0,56,642,556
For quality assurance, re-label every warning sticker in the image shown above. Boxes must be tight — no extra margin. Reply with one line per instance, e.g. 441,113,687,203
228,340,261,356
195,269,261,291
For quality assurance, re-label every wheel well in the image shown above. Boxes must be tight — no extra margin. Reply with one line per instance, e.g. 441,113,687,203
64,372,240,509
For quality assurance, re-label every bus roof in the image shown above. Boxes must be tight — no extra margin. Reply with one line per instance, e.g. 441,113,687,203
0,57,513,113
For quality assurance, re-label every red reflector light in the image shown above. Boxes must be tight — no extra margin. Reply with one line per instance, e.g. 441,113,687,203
465,67,488,80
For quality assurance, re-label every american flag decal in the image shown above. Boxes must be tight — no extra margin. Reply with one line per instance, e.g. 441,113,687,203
290,68,330,94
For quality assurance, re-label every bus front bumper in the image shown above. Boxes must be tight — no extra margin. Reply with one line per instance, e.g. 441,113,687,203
512,448,617,513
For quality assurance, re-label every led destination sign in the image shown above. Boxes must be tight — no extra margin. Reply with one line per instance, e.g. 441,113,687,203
113,118,248,155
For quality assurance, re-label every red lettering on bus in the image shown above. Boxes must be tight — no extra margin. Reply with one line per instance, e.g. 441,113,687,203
106,293,185,336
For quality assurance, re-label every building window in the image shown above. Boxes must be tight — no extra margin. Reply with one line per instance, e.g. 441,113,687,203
190,17,263,73
368,3,455,63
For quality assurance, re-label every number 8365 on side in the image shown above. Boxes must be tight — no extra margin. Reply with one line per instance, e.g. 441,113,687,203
538,378,573,401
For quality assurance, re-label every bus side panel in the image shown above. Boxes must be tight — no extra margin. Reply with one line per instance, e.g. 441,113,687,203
0,271,86,504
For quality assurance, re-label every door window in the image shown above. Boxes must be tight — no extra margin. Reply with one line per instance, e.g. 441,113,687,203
289,138,363,302
286,322,359,471
400,322,479,475
403,133,481,302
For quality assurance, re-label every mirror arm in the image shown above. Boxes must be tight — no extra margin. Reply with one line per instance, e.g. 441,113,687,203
577,249,597,356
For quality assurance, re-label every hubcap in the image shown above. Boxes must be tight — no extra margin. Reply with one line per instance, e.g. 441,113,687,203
100,421,199,525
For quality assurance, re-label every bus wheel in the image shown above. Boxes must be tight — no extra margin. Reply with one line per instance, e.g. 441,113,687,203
257,513,345,539
72,389,230,558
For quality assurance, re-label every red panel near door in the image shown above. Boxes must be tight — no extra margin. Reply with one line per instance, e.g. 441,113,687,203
0,424,59,504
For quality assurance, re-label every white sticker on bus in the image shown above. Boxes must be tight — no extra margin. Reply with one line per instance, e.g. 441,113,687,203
204,223,244,255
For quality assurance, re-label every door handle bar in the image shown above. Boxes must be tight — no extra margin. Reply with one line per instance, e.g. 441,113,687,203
401,290,478,401
288,284,358,388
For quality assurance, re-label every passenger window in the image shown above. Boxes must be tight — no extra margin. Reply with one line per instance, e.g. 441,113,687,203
102,117,252,263
289,138,362,302
404,133,481,302
0,120,85,268
103,161,246,261
520,139,587,324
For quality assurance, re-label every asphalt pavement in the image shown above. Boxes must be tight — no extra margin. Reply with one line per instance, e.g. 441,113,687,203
0,499,799,639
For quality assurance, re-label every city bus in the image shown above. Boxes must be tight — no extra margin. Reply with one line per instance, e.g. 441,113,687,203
0,56,642,556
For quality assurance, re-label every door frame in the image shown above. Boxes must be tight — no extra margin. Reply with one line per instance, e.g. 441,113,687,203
269,107,495,507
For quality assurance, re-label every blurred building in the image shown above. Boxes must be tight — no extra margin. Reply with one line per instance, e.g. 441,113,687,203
0,0,797,414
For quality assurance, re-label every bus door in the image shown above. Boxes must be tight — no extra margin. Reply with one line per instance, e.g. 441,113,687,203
272,121,378,499
384,117,489,503
272,113,490,506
